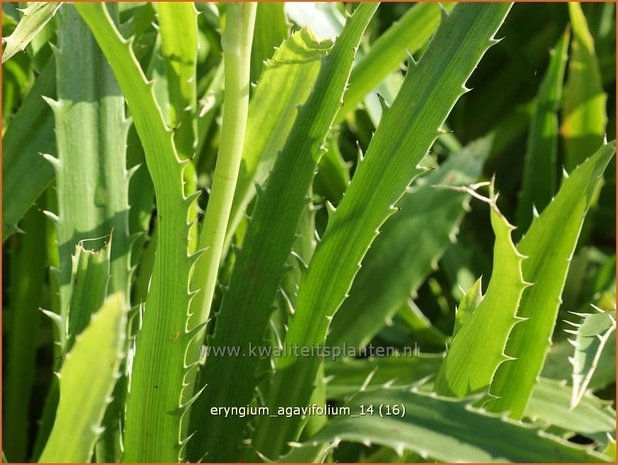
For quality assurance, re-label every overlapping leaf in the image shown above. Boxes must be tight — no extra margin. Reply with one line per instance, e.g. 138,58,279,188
257,5,513,458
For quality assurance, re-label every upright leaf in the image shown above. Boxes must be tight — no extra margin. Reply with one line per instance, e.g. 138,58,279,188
336,3,455,121
517,30,569,231
156,2,198,161
433,202,527,397
328,137,490,349
39,294,128,463
75,4,199,460
3,207,46,462
250,3,288,84
488,141,616,418
65,241,111,351
188,6,378,461
2,57,55,241
47,5,131,349
255,5,513,458
156,2,199,251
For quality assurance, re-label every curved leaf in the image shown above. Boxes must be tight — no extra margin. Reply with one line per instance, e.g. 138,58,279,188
434,202,527,397
526,378,615,438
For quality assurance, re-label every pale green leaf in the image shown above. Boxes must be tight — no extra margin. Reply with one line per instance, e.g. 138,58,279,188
434,202,527,397
526,378,615,438
39,294,128,463
50,5,131,350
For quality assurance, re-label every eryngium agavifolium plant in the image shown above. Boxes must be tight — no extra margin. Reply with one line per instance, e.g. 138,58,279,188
2,2,616,463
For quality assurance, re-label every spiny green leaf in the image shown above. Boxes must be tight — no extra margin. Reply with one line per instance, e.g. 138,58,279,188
188,7,378,461
517,29,569,232
328,136,490,349
50,8,132,460
67,239,111,350
49,5,131,351
562,3,607,171
225,27,332,251
488,141,616,418
75,3,198,460
250,2,288,84
257,5,513,457
155,2,199,252
453,277,483,337
291,388,611,463
39,294,128,463
434,200,527,397
543,338,616,393
2,3,60,63
568,309,616,408
156,2,198,160
324,355,443,399
2,57,55,241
